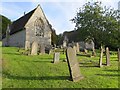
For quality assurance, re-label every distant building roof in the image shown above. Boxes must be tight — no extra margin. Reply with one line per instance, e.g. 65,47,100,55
10,8,36,35
2,5,52,39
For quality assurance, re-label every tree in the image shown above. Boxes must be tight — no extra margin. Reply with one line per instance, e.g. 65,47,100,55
72,1,119,47
72,1,119,67
51,29,57,47
0,15,11,36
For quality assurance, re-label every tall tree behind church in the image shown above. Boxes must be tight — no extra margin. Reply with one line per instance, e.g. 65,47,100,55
0,15,11,40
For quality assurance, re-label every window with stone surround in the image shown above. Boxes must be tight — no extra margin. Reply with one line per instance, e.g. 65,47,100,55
34,17,45,37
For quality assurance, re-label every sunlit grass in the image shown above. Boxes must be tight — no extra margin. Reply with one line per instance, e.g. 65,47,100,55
2,46,119,88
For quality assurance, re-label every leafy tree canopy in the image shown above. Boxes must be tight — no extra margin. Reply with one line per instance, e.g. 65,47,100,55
72,1,120,49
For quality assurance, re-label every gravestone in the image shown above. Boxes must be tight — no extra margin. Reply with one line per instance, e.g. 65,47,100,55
40,44,45,54
118,48,120,62
63,41,67,48
53,52,60,63
76,42,80,53
99,46,103,67
31,41,38,55
73,45,77,55
49,49,52,55
84,48,88,54
106,47,110,66
66,47,84,82
25,41,31,50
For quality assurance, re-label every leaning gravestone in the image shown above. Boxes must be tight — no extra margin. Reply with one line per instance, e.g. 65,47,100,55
118,48,120,62
40,44,45,54
31,41,38,55
106,47,110,66
53,52,60,63
66,47,84,82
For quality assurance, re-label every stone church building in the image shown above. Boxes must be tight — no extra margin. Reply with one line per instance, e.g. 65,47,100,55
2,5,52,49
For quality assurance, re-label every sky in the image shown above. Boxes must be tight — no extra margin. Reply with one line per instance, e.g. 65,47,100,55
0,0,120,34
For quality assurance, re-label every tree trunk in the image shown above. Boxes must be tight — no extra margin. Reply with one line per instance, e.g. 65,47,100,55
99,45,103,67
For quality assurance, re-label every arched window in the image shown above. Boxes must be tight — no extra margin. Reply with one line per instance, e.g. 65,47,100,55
34,17,45,37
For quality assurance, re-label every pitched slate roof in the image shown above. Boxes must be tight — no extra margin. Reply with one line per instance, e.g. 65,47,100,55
9,8,36,35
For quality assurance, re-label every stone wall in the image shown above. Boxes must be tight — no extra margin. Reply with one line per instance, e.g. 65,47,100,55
2,30,26,47
25,5,51,47
2,5,51,48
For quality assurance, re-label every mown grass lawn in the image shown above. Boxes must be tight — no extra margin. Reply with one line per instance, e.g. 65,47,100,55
2,46,119,88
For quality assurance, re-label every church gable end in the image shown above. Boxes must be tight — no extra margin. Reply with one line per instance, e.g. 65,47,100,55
3,4,52,48
25,5,52,47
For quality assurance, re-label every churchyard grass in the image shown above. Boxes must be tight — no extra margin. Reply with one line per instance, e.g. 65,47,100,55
2,47,119,88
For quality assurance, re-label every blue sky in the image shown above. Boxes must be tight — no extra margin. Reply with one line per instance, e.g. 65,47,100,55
0,0,119,34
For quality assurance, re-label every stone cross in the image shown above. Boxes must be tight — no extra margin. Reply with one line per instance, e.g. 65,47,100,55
31,41,38,55
118,48,120,62
106,47,110,66
66,47,84,82
53,52,60,63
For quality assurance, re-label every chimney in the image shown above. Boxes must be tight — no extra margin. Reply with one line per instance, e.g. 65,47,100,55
24,12,25,15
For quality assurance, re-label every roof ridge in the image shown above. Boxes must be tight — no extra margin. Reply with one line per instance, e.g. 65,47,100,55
12,7,37,24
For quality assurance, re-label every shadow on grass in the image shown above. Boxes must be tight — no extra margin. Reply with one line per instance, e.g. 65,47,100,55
2,52,21,55
77,54,91,57
96,74,120,77
3,72,70,80
103,70,120,72
79,61,99,67
33,60,52,63
80,65,99,67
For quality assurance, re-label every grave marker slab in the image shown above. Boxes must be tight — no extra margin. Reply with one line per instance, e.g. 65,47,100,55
53,52,60,63
73,45,77,55
31,41,38,55
76,43,80,53
99,46,103,67
66,47,84,82
106,47,110,66
40,44,45,54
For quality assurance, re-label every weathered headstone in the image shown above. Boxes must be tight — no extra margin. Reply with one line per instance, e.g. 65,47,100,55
63,41,67,48
76,42,80,53
118,48,120,62
99,46,103,67
25,41,31,50
40,44,45,54
49,49,52,55
106,47,110,66
73,45,77,55
66,47,84,82
53,52,60,63
31,41,38,55
84,48,88,54
63,36,68,48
